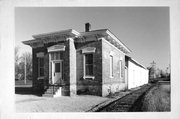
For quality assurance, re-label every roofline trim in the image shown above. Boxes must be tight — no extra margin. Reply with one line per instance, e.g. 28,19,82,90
78,29,131,53
32,29,80,39
126,56,148,70
106,30,132,53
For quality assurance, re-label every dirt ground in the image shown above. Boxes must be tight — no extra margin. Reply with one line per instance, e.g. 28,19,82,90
15,83,145,112
16,94,109,112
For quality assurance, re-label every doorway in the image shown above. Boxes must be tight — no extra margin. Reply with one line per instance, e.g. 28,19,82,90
52,60,62,84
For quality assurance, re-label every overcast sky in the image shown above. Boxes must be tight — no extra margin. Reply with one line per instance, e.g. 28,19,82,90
15,7,170,70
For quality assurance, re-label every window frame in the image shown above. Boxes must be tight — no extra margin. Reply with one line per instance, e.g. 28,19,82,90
38,57,44,79
110,55,114,78
119,60,123,78
83,53,95,79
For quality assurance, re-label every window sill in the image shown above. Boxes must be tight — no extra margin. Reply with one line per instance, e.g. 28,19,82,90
38,76,44,80
83,76,95,80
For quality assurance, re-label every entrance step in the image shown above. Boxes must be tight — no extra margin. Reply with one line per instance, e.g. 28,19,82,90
42,85,61,97
43,93,54,97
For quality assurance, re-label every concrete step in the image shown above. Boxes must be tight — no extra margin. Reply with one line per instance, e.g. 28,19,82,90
44,91,55,94
46,88,58,92
42,94,54,97
43,86,61,97
44,90,54,94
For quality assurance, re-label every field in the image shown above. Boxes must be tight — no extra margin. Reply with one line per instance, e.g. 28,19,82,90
141,82,170,111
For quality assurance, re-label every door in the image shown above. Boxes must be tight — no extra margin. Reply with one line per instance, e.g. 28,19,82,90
52,61,62,84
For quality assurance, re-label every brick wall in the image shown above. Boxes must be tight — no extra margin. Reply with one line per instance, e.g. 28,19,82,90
76,40,102,96
47,39,77,96
32,47,47,92
32,41,66,93
61,41,70,96
31,36,127,97
102,39,127,96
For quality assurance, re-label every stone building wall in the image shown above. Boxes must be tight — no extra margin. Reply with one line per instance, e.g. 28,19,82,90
76,40,102,96
32,46,47,93
102,39,127,96
31,39,76,96
31,36,127,97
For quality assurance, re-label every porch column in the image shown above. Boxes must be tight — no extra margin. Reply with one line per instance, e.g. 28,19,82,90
48,53,52,84
68,38,77,96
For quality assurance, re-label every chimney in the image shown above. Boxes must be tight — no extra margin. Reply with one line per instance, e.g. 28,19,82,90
85,23,91,32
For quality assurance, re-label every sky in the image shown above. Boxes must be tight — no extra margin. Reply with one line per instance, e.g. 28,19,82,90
15,7,170,71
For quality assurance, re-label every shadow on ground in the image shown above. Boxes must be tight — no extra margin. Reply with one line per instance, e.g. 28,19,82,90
15,87,43,96
15,80,43,96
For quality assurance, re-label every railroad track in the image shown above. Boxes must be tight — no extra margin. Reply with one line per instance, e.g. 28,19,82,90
95,84,155,112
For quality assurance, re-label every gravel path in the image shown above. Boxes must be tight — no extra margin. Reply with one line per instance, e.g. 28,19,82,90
95,84,153,112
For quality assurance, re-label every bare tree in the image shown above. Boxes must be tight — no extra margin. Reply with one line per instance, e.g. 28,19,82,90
160,70,166,78
15,47,21,80
20,52,32,80
15,48,32,81
147,61,157,79
15,47,19,62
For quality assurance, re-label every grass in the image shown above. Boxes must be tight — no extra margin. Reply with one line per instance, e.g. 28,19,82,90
141,83,170,111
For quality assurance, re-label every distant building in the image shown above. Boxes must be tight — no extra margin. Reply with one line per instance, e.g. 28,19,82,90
125,56,149,89
149,61,157,79
23,23,149,97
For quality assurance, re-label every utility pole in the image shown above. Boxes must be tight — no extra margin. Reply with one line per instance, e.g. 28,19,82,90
24,56,26,84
